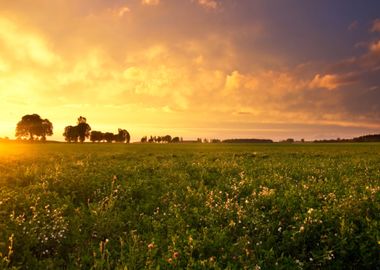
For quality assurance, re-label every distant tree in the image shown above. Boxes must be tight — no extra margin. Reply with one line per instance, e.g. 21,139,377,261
211,139,221,143
104,132,114,143
63,116,91,143
141,136,147,143
114,129,130,143
76,116,91,143
125,130,131,143
148,136,154,143
353,134,380,142
16,114,53,141
197,138,202,143
162,135,172,143
171,137,180,143
90,131,104,143
156,136,162,143
63,126,78,142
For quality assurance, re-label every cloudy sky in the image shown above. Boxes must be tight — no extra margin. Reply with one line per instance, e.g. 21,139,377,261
0,0,380,141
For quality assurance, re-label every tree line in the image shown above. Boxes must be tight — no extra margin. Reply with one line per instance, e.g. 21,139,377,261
314,134,380,143
140,135,182,143
89,129,130,143
15,114,130,143
12,114,380,144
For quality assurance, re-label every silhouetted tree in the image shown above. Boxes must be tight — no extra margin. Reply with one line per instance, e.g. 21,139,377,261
140,134,187,143
90,131,104,142
16,114,53,141
63,125,79,142
63,116,91,143
115,129,130,143
103,132,113,143
171,137,180,143
125,130,131,143
353,134,380,142
76,116,91,143
162,135,172,143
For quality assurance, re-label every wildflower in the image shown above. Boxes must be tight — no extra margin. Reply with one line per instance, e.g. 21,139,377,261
148,243,155,250
258,186,275,197
326,250,335,260
173,251,180,259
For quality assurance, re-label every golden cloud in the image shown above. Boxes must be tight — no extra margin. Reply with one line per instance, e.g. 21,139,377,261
309,74,340,90
0,17,58,66
224,71,258,92
142,0,160,6
117,6,131,17
196,0,219,9
370,40,380,54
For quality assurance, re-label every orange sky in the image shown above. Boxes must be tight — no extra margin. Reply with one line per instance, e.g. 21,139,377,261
1,0,380,141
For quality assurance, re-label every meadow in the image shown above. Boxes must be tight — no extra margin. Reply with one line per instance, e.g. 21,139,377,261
0,142,379,269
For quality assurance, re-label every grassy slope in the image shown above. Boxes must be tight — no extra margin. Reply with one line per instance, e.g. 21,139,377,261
0,143,379,269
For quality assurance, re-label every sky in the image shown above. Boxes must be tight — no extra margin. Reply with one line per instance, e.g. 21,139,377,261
0,0,380,141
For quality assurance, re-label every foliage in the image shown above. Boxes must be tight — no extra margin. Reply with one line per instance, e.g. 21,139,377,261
90,129,130,143
0,143,379,269
76,117,91,143
353,134,380,142
63,116,91,143
140,135,178,143
15,114,53,141
63,126,78,143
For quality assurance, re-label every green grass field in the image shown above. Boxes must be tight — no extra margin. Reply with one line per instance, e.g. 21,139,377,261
0,142,379,269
